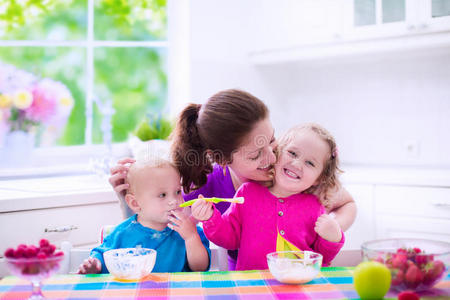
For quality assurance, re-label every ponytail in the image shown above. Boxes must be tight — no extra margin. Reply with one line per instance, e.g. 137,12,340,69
172,89,268,193
171,104,212,193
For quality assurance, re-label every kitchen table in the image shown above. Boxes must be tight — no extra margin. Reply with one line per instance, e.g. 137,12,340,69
0,267,449,299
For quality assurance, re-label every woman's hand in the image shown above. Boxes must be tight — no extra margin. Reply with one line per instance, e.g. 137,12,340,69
325,187,357,232
191,195,214,221
108,157,135,198
314,214,342,243
167,210,197,241
77,257,101,274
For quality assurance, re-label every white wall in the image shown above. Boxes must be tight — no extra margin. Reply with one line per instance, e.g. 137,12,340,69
187,0,450,168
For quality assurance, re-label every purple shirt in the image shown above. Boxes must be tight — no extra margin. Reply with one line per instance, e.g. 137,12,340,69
202,182,345,270
183,164,235,214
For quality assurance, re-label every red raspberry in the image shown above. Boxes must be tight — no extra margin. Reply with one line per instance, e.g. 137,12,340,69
41,246,52,255
39,239,50,248
4,248,15,258
413,248,422,254
398,291,420,300
37,251,47,260
24,247,38,258
14,247,25,258
17,244,27,249
53,251,64,257
48,244,56,255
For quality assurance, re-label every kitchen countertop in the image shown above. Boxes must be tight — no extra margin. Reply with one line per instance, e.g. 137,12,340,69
341,165,450,187
0,165,449,213
0,174,115,213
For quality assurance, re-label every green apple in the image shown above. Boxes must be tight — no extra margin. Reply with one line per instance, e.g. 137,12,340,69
353,261,391,299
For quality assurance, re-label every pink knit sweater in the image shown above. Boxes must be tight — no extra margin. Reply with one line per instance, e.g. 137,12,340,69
202,182,345,270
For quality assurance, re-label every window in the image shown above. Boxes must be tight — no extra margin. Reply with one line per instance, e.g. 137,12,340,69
0,0,168,149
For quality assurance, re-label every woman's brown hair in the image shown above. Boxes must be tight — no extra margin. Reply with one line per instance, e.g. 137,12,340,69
171,89,268,193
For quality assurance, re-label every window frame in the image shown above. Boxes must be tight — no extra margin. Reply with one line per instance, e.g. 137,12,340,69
0,0,190,178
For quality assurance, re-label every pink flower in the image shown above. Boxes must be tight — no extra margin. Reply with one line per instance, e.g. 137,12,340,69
24,79,61,123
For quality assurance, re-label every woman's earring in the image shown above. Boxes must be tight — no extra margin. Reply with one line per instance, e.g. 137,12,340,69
223,165,227,177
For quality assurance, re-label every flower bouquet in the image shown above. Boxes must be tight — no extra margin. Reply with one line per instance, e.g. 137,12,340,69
0,62,74,147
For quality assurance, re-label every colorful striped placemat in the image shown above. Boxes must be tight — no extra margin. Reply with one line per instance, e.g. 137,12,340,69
0,267,449,299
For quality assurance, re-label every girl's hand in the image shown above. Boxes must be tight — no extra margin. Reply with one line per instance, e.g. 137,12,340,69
167,210,197,241
314,214,342,243
77,257,101,274
108,157,135,198
191,195,214,221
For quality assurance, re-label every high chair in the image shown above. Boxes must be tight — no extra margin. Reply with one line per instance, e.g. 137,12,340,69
60,225,228,273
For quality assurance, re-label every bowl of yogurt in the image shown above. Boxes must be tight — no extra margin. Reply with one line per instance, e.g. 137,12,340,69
267,251,322,284
104,247,156,280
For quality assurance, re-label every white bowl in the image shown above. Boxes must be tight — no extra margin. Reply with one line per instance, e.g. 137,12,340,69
267,251,322,284
104,248,156,280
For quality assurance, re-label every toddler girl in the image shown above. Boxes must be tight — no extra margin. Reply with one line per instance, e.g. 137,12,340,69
192,123,344,270
78,149,211,274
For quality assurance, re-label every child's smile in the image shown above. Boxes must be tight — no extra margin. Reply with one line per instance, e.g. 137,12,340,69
271,131,328,198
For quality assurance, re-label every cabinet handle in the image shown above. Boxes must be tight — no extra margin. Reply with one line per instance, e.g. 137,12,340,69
44,225,78,233
432,201,450,208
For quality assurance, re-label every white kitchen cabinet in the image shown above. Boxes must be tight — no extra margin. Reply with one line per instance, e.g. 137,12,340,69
344,0,450,40
420,0,450,31
249,0,450,65
0,201,123,256
374,185,450,242
0,175,123,256
376,215,450,242
340,167,450,252
343,0,411,39
249,0,344,52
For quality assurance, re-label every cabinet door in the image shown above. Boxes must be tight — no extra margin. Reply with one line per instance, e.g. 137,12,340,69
343,0,415,40
376,215,450,242
0,203,123,255
375,185,450,242
341,183,375,250
249,0,343,52
418,0,450,32
375,185,450,219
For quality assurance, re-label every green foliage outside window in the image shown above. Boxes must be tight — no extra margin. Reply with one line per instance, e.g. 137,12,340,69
0,0,167,146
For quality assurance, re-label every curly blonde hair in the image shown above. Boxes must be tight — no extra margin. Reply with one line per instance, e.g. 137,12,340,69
274,123,342,208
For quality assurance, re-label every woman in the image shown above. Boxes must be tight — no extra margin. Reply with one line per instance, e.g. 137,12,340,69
109,89,356,269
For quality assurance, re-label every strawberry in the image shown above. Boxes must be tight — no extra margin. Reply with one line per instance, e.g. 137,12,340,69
385,257,393,268
391,268,404,286
397,248,408,255
416,253,433,267
413,247,422,254
4,248,15,258
405,264,424,289
374,256,385,264
398,291,420,300
423,260,445,285
392,253,408,270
